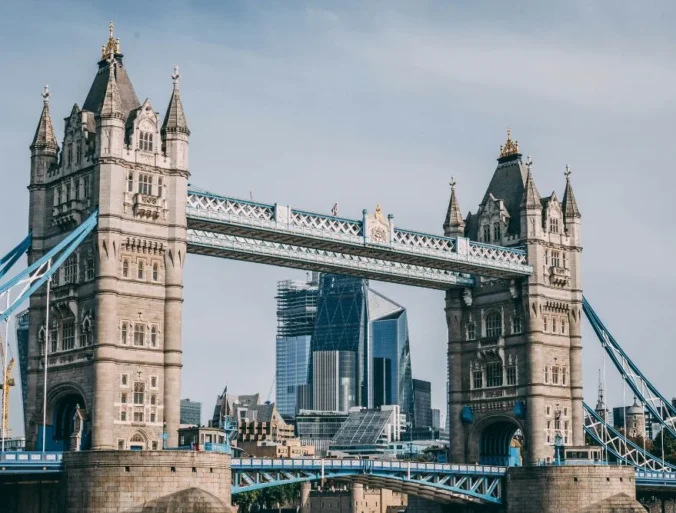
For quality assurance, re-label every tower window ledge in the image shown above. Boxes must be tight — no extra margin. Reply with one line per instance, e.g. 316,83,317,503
479,336,503,348
549,266,570,286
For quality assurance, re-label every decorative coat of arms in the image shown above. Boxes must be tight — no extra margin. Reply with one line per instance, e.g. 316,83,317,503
366,204,391,244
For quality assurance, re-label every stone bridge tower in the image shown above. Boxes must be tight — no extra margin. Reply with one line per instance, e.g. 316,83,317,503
24,23,189,450
445,131,582,465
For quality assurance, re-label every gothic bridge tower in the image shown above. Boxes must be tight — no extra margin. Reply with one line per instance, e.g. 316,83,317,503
445,131,582,465
24,23,189,450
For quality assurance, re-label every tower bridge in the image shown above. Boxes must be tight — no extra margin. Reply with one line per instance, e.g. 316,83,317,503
1,22,674,513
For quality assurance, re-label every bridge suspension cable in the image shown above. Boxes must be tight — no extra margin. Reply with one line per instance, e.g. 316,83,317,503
582,296,676,439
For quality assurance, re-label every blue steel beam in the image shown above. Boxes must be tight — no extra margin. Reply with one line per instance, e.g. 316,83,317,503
0,211,98,323
186,187,532,281
583,297,676,439
0,233,31,281
583,402,676,472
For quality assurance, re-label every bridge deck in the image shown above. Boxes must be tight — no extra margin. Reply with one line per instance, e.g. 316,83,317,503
186,188,532,286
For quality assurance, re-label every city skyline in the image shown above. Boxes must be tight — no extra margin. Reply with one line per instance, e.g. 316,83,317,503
1,1,676,434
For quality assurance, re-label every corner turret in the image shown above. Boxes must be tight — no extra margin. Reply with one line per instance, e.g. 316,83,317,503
161,66,190,171
519,155,542,239
443,177,465,238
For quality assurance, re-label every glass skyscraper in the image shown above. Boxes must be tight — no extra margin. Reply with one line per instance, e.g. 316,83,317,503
369,289,414,420
275,274,319,419
309,274,369,409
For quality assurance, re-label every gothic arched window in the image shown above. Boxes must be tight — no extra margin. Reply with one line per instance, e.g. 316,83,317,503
81,317,93,346
122,259,129,278
485,311,502,338
138,132,153,152
482,225,491,242
152,263,159,282
493,222,501,242
121,322,128,345
137,260,145,280
133,383,145,405
150,326,158,348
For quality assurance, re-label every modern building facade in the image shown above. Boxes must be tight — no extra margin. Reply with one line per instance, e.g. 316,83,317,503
309,274,369,409
23,24,189,450
295,409,349,456
369,289,414,420
312,350,357,412
329,405,405,456
445,131,583,464
413,379,432,429
275,275,319,419
180,398,202,426
432,409,441,430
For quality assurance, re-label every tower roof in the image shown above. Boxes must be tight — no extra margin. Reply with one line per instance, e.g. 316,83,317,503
443,177,465,232
31,86,58,152
562,165,581,218
82,22,140,117
162,66,190,136
497,128,522,163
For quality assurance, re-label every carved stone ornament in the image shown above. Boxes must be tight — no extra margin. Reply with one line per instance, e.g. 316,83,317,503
366,205,391,244
463,288,473,307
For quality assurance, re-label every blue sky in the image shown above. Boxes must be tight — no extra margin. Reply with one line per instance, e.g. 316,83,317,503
1,1,676,432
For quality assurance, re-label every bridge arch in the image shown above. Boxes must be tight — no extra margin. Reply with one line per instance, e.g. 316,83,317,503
45,383,89,450
468,414,523,466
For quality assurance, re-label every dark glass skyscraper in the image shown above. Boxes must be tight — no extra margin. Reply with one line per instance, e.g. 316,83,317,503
309,275,369,409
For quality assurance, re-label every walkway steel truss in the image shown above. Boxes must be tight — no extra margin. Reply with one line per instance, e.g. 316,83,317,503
230,458,505,504
583,297,676,439
583,403,676,472
187,230,474,289
186,187,532,283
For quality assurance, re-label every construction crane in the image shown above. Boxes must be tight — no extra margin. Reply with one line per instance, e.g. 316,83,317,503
0,337,15,437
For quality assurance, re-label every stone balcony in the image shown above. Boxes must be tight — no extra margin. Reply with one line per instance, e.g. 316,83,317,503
52,199,88,229
549,266,570,286
132,193,164,219
52,284,78,315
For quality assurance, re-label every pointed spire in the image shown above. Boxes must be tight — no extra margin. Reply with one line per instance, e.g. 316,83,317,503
98,55,124,119
31,85,58,152
520,155,541,209
562,165,581,218
444,176,465,233
596,369,606,411
162,65,190,136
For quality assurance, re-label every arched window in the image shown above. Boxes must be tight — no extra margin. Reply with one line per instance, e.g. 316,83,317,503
493,222,501,242
121,323,128,345
482,225,491,242
133,383,145,405
138,173,152,195
544,365,550,383
549,217,560,234
127,172,134,192
134,324,145,346
152,263,159,282
486,360,503,387
150,326,158,348
122,259,129,278
485,311,502,338
138,132,154,152
137,260,145,280
130,432,145,444
81,318,92,346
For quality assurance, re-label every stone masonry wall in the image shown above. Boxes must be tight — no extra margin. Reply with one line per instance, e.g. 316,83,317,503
505,465,639,513
63,450,231,513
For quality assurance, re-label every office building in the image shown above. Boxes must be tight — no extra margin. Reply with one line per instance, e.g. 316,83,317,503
296,409,349,456
275,275,319,419
369,289,414,419
432,409,441,430
180,398,202,426
329,405,405,456
310,275,369,408
413,379,432,429
312,350,357,412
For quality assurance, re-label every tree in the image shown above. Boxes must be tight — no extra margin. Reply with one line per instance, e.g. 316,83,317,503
232,483,301,512
652,430,676,465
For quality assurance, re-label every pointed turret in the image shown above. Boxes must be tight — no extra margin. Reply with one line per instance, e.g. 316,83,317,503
595,370,608,422
30,86,58,153
162,66,190,136
562,165,581,219
98,56,124,119
519,157,541,210
162,66,190,171
443,177,465,237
